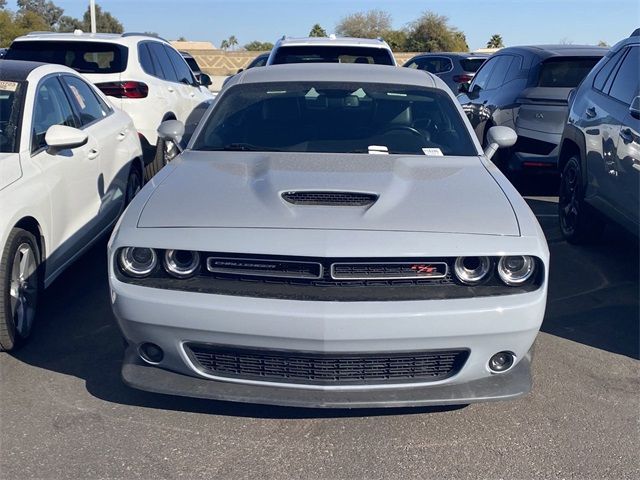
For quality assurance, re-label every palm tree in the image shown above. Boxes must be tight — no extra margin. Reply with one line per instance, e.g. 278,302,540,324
220,39,229,51
486,34,504,49
228,35,238,51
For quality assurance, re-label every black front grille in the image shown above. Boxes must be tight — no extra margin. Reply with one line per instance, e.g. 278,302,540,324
186,344,469,385
282,191,378,207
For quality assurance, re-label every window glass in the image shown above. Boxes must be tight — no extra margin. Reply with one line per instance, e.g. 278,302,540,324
164,45,195,84
247,54,268,69
504,56,523,83
193,82,477,156
138,43,156,76
469,57,497,91
414,57,453,74
6,41,128,73
486,56,513,90
608,47,639,105
593,51,624,92
147,42,178,82
459,58,486,73
31,77,76,153
272,46,395,65
0,81,25,153
184,56,199,73
63,75,108,126
538,57,602,88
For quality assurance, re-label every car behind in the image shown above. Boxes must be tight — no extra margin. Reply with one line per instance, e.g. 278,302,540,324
403,52,488,94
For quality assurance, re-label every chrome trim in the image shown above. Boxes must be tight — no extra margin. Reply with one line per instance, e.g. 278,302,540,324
119,247,157,278
497,256,535,286
206,257,323,279
164,250,200,278
453,256,491,285
330,261,448,280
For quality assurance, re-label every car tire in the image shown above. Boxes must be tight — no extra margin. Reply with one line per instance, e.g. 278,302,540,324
0,228,41,352
144,138,167,182
558,155,605,244
125,162,143,206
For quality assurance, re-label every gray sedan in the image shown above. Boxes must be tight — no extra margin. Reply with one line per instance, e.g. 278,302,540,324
108,64,549,408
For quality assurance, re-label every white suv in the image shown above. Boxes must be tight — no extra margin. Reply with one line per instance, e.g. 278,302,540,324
266,36,396,66
6,31,214,176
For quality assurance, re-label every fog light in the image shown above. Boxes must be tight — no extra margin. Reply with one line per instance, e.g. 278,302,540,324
139,342,164,364
488,351,515,372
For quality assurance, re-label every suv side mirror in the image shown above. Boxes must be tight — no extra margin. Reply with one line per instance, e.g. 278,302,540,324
630,96,640,119
157,120,185,146
484,126,517,161
200,73,212,87
237,68,244,74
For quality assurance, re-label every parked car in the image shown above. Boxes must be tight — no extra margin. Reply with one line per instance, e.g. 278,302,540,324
403,52,489,93
266,35,396,65
5,31,214,179
558,30,639,242
108,64,548,408
457,45,607,173
180,51,211,86
222,52,270,89
0,60,143,351
0,48,7,59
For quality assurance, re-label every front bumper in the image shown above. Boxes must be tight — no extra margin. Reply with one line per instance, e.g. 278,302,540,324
122,346,532,408
111,278,546,407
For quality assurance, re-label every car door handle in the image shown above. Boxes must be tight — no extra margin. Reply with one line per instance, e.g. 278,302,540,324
619,128,634,144
585,106,596,118
117,131,127,141
168,86,175,93
87,148,99,160
189,92,195,97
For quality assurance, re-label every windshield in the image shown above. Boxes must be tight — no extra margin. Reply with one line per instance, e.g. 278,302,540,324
6,41,128,74
192,82,477,156
272,46,395,66
184,56,200,73
460,58,486,73
0,80,25,153
538,57,602,88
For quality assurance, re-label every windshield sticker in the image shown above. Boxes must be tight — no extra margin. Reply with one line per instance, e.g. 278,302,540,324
0,81,19,92
368,145,389,155
422,148,443,156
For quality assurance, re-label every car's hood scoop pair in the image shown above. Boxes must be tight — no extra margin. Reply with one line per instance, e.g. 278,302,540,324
281,191,378,207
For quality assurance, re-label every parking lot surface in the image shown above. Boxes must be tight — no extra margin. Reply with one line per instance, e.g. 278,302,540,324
1,179,638,479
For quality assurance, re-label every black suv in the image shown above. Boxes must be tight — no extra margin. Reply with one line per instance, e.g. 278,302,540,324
558,30,639,243
457,45,606,173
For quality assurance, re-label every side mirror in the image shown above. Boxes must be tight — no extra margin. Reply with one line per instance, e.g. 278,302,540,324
629,96,640,119
458,83,469,94
236,68,244,74
567,88,577,106
200,73,212,87
45,125,88,153
157,119,185,146
484,126,517,161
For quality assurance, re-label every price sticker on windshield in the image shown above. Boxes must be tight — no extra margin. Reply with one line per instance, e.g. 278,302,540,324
0,81,19,92
422,148,443,156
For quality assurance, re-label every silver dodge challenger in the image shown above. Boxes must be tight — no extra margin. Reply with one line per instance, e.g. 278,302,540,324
108,64,549,408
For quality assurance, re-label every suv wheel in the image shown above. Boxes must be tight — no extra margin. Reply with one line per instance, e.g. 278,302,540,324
558,156,605,243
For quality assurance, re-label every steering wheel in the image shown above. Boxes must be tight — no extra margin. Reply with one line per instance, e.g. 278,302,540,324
380,125,425,140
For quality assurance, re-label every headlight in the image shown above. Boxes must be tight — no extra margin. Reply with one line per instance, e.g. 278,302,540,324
454,256,491,285
119,247,157,277
498,256,535,286
164,250,200,278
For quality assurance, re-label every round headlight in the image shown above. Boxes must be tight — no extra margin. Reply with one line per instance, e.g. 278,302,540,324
498,255,535,286
164,250,200,278
454,256,491,285
119,247,157,277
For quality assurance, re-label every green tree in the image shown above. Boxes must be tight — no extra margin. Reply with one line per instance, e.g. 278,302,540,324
220,39,229,51
80,3,123,33
405,12,468,52
0,9,49,47
486,34,504,49
228,35,238,51
383,29,407,51
177,36,186,41
56,14,81,32
597,40,609,47
17,0,62,29
244,40,274,51
335,9,392,38
0,0,7,10
309,23,327,37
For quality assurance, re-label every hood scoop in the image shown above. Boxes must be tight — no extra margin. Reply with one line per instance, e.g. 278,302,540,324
281,190,379,207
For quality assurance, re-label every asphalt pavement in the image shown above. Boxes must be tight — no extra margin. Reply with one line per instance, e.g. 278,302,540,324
1,175,638,479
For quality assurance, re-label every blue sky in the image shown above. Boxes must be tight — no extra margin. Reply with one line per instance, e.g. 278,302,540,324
8,0,640,50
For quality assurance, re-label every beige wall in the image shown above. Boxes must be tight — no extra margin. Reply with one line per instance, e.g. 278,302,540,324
180,49,423,75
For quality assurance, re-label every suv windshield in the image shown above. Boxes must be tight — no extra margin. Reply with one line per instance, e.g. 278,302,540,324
538,57,602,88
0,80,25,153
459,58,486,73
6,41,128,74
272,46,395,66
193,81,477,156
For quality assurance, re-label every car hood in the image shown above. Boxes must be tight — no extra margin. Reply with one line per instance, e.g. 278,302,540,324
138,151,519,236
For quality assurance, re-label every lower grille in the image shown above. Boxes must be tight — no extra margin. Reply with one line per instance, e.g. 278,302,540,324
186,344,469,386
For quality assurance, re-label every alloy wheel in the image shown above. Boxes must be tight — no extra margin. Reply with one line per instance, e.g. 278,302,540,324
9,243,37,338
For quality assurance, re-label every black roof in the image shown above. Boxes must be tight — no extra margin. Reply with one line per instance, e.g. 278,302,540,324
498,44,608,59
0,59,46,82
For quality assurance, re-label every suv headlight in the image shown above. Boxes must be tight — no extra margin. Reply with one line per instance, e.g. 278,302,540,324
119,247,157,277
497,256,535,286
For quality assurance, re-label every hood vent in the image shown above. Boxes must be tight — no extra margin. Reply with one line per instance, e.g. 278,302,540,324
282,191,379,207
